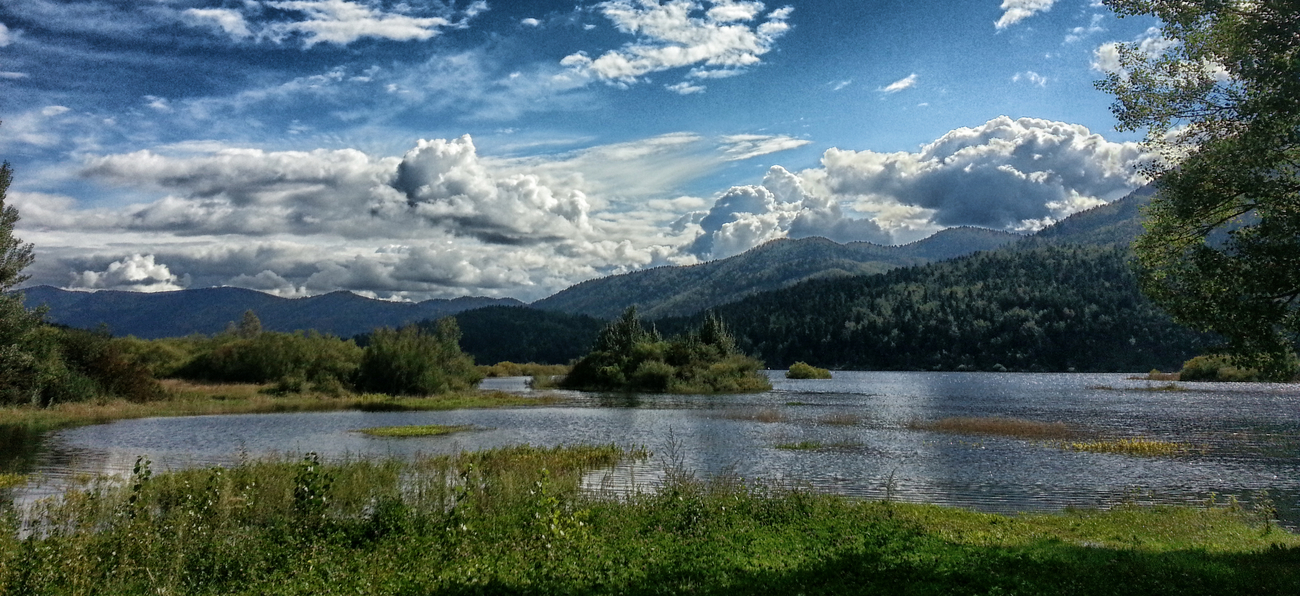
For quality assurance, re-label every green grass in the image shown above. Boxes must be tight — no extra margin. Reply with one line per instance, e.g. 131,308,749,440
355,424,477,437
0,473,25,489
2,444,1296,595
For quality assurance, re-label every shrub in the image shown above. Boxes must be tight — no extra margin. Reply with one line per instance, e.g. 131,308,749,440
1178,354,1276,382
354,319,482,396
786,361,832,379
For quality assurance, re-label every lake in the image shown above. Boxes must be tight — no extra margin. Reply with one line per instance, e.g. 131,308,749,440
5,371,1299,526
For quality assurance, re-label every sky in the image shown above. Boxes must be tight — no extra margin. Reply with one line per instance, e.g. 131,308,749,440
0,0,1164,302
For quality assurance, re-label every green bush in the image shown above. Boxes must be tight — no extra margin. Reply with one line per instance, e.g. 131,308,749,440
564,308,770,393
354,319,482,396
786,361,832,379
178,330,362,387
1177,354,1288,382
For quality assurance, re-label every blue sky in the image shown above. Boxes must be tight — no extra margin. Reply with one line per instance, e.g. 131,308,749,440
0,0,1161,301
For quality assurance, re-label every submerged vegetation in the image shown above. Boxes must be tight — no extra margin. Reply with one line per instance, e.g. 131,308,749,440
562,308,770,394
1,445,1297,595
1062,438,1195,457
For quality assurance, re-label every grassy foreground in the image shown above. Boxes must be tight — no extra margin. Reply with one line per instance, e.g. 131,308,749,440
2,445,1297,595
0,380,555,435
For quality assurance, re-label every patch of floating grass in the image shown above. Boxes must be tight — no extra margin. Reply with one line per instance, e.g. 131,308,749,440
819,412,861,426
718,407,784,423
909,416,1075,439
355,424,476,438
1061,438,1192,456
775,440,821,450
1089,382,1188,392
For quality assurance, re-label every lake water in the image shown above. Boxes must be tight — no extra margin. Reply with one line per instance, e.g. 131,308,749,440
4,372,1299,526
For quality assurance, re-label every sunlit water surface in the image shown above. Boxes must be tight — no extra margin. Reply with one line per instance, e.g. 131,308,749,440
5,372,1299,526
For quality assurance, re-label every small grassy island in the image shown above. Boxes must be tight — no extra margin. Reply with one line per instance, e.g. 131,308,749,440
561,307,771,393
787,361,833,379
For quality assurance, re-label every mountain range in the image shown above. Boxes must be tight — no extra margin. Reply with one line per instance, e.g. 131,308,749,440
19,285,522,339
19,186,1156,349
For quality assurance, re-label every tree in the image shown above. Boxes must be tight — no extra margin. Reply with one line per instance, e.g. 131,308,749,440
0,160,47,404
355,319,481,396
1097,0,1300,379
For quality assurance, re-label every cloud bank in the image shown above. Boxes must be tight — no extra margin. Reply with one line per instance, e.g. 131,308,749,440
16,118,1149,302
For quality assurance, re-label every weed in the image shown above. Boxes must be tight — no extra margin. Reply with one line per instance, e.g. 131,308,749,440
1061,438,1193,456
819,412,861,426
718,407,784,423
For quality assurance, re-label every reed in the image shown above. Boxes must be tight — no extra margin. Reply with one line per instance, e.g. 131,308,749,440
1061,438,1191,456
909,416,1075,439
355,424,477,437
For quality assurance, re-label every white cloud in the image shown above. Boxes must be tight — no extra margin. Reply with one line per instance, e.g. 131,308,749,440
0,22,12,47
717,134,810,161
1013,71,1047,87
817,116,1149,233
561,0,793,92
1092,27,1178,76
686,165,891,259
880,74,917,93
183,8,252,39
0,71,27,79
666,81,706,94
995,0,1055,30
178,0,480,47
69,254,188,293
521,17,541,27
1065,13,1105,43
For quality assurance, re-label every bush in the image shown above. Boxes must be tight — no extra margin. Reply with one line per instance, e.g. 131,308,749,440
1178,354,1279,382
786,361,832,379
178,330,362,387
354,319,482,396
563,308,770,393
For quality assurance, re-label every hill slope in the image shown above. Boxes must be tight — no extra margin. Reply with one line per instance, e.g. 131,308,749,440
533,226,1022,319
18,285,522,339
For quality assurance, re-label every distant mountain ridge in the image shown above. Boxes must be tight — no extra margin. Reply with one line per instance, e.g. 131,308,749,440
533,226,1023,319
19,285,522,339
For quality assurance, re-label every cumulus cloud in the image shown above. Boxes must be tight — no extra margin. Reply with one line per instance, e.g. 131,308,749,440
0,22,12,47
521,17,541,27
686,165,890,259
995,0,1055,30
818,116,1149,232
68,254,188,293
1065,13,1105,43
880,74,917,93
561,0,792,92
1092,27,1178,77
387,135,593,245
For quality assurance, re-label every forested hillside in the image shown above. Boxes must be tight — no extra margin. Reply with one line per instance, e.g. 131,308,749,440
533,226,1021,319
660,244,1213,372
441,306,604,365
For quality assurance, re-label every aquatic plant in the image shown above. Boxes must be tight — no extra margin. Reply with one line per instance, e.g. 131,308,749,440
1061,438,1192,457
908,416,1075,439
355,424,476,438
819,412,861,426
718,407,784,423
775,441,821,450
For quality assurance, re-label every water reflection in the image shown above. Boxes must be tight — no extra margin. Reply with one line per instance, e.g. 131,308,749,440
6,372,1300,528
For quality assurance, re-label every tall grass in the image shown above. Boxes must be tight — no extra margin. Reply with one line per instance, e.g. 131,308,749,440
2,445,1298,595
